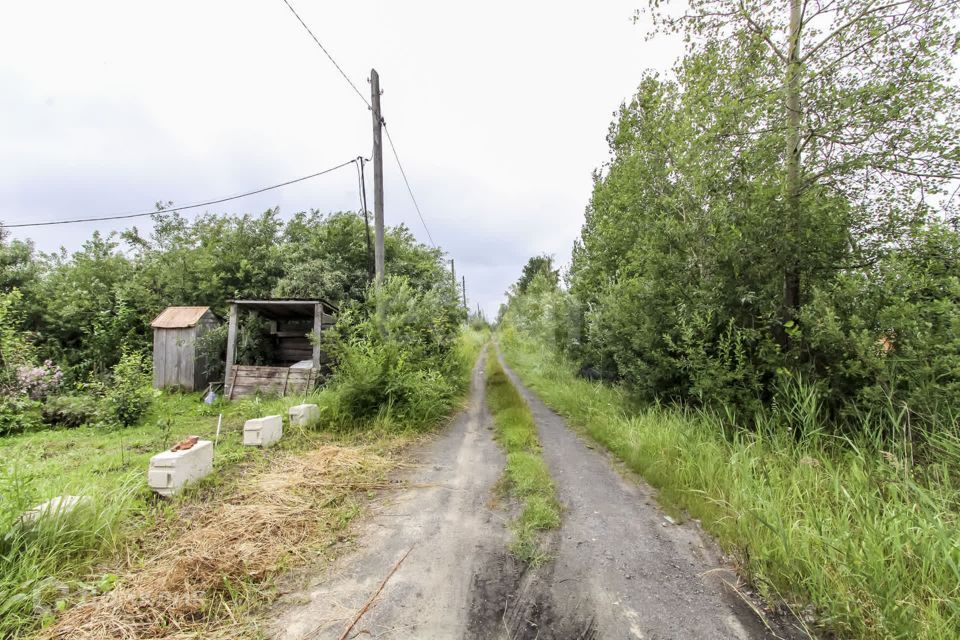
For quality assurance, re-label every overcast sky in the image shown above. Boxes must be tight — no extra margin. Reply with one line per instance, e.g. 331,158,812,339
0,1,681,317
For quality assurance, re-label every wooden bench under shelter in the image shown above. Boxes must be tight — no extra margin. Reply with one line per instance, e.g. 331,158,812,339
224,299,338,399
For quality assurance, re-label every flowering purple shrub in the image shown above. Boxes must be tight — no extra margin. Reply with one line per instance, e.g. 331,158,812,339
15,360,63,400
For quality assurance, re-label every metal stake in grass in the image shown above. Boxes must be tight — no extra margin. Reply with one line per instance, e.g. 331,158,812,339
214,413,223,448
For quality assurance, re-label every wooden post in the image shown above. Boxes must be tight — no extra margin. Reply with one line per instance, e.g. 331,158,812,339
371,69,385,284
225,303,238,390
462,275,467,309
312,302,322,371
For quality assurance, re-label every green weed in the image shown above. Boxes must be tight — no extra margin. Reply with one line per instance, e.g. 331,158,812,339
485,349,560,565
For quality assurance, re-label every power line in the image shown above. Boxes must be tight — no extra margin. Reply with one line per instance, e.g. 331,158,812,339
277,1,437,250
355,156,374,281
3,158,359,229
279,0,371,109
383,123,436,247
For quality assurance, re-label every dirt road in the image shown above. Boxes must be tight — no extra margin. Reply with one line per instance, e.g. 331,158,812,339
496,353,795,640
269,350,798,639
270,349,512,639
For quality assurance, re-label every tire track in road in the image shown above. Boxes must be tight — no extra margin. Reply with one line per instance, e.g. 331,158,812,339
497,349,804,640
270,348,510,640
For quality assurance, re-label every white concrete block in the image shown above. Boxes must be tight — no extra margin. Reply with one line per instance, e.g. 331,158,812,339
288,403,320,427
244,415,283,447
21,495,91,524
148,439,214,496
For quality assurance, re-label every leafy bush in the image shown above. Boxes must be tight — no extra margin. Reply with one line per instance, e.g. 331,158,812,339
0,395,42,435
0,290,56,434
15,360,62,400
323,275,466,430
102,350,153,427
195,323,228,382
41,395,101,428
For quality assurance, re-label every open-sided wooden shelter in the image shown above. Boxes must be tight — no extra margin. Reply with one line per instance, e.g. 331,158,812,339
224,299,337,399
151,306,220,391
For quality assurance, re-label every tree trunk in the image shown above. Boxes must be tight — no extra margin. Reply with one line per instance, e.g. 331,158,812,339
783,0,803,328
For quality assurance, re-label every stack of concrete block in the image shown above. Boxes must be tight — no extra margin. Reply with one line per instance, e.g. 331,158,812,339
243,415,283,447
147,439,214,496
288,403,320,427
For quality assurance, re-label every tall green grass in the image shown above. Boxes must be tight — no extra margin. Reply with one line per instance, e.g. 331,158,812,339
501,333,960,639
0,390,332,639
485,348,560,565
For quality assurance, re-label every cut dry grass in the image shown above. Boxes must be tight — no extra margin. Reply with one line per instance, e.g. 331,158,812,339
39,444,397,640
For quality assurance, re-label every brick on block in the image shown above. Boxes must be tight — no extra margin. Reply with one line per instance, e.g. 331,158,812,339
288,403,319,427
148,440,214,497
244,415,283,447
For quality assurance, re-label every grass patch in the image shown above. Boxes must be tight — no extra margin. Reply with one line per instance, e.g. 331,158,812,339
37,441,401,640
501,333,960,640
0,391,339,638
485,348,560,565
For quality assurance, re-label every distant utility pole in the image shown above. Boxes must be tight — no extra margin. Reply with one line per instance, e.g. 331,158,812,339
462,275,467,309
450,259,456,289
371,68,385,284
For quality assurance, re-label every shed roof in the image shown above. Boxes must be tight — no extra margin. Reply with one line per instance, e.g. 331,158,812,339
151,306,214,329
228,299,338,321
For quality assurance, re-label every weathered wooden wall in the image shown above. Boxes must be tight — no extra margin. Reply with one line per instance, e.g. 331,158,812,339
225,365,317,399
153,327,197,390
152,316,218,391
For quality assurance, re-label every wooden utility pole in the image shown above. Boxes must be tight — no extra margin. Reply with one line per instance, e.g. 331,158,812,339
782,0,802,324
462,275,466,309
450,259,456,289
371,69,385,284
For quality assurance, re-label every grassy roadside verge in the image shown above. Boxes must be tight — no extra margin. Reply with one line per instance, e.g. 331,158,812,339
1,327,487,639
485,348,560,565
500,332,960,639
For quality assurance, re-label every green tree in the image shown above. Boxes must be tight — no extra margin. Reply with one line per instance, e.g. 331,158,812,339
514,255,559,295
649,0,960,327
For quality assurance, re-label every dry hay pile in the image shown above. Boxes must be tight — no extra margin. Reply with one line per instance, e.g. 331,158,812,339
40,445,394,640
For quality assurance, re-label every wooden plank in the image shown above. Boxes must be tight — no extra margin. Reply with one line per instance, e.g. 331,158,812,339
153,330,163,388
178,328,195,390
224,303,238,389
312,302,322,370
228,366,239,400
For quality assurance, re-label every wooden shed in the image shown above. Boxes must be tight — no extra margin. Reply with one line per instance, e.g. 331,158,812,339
151,306,220,391
224,299,337,399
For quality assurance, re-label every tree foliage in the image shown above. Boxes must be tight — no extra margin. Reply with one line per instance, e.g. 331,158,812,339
2,208,449,382
504,0,960,430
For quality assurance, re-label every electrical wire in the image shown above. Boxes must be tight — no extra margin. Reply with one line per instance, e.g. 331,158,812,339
279,0,371,109
3,158,359,229
355,156,374,281
277,0,437,250
383,123,436,247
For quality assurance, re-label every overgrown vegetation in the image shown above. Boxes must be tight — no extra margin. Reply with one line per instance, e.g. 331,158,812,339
535,0,960,429
320,276,470,431
501,331,960,639
0,208,451,392
485,348,560,565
